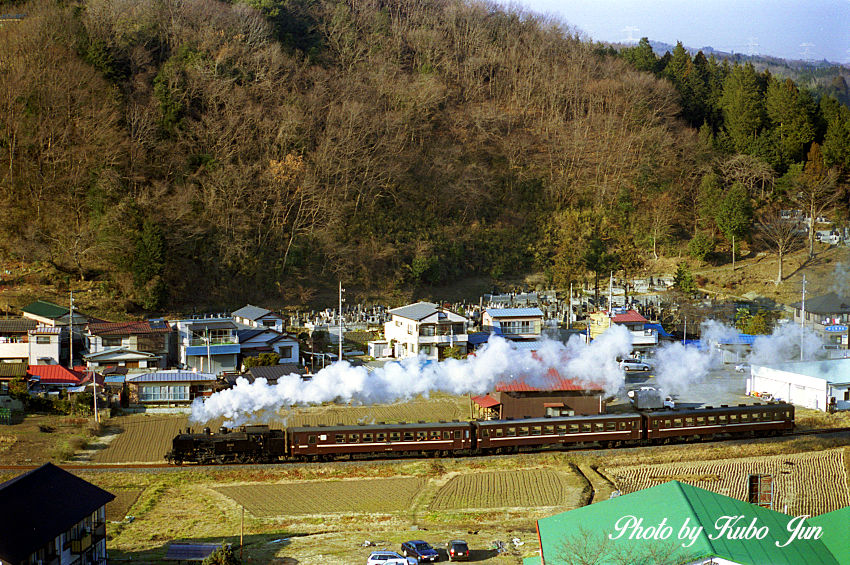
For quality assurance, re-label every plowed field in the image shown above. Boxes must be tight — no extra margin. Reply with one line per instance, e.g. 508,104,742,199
430,468,583,510
604,448,850,516
213,477,425,515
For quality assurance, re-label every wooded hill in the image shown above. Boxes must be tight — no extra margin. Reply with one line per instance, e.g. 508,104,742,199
1,0,848,312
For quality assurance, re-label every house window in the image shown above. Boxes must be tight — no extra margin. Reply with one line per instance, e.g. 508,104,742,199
262,319,277,327
140,385,188,402
844,390,850,401
36,336,51,345
279,346,293,359
102,337,122,347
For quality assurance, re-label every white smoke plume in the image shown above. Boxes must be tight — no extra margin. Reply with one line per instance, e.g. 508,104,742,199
829,262,850,297
653,341,714,397
191,326,634,425
748,322,826,365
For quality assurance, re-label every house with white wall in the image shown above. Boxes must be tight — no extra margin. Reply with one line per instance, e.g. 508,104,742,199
237,329,300,366
85,320,173,370
232,304,285,332
174,317,240,374
482,308,543,341
384,302,468,360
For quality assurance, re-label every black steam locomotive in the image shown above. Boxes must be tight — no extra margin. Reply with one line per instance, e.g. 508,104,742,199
165,402,794,464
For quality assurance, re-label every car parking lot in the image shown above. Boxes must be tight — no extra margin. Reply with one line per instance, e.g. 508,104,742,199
617,363,753,410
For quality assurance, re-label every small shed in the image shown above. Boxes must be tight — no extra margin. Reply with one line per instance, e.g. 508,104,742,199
488,370,605,419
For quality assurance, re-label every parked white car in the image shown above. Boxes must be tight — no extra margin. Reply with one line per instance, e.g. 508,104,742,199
367,551,414,565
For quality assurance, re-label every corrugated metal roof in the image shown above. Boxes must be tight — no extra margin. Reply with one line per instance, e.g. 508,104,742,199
127,370,216,383
247,364,306,381
809,506,850,564
103,375,126,384
537,481,840,565
232,304,280,321
87,321,171,335
485,308,544,318
611,309,649,323
388,302,440,321
20,300,68,319
0,363,26,378
0,318,37,333
753,358,850,384
471,394,500,408
790,292,850,314
495,368,601,392
187,320,237,330
164,543,224,561
27,365,83,385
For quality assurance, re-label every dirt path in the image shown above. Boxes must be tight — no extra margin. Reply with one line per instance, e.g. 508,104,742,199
578,464,617,504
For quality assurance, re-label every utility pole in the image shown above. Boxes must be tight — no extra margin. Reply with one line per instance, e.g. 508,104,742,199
91,367,99,424
801,275,807,361
338,281,345,362
68,291,74,369
568,283,573,330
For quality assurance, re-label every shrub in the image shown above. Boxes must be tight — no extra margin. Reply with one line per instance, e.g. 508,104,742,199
688,233,715,261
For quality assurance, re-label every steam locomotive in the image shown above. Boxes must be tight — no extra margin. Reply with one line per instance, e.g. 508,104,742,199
165,401,794,464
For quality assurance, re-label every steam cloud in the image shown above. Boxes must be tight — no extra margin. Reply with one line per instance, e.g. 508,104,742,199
191,316,829,425
191,326,633,425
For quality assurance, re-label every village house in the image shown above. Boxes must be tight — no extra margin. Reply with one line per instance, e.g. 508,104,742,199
588,308,658,351
174,317,240,374
237,328,300,366
791,292,850,351
26,365,86,392
84,320,174,371
383,302,468,360
232,304,285,332
481,307,544,341
0,463,114,565
473,370,605,420
126,369,217,405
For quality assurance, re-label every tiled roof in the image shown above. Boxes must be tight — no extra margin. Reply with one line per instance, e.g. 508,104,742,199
0,363,26,378
611,309,649,323
247,364,306,381
0,463,114,563
20,300,68,319
0,318,37,333
127,370,216,383
27,365,84,385
87,320,171,335
485,308,544,318
495,368,602,392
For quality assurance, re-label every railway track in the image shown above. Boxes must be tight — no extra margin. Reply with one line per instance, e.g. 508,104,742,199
0,426,847,473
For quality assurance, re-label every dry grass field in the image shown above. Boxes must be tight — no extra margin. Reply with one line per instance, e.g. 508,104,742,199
429,468,584,511
603,448,850,516
214,477,426,516
106,488,143,521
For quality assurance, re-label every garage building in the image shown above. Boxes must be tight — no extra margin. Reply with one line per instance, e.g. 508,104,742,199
747,358,850,411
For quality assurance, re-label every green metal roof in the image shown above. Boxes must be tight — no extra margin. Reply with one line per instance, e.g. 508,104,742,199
537,481,840,565
809,506,850,564
522,557,542,565
21,300,68,319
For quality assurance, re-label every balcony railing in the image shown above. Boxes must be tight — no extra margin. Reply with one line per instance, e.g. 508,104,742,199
189,337,237,347
419,334,469,344
70,533,92,553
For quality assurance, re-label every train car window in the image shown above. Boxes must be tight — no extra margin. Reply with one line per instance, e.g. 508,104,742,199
443,431,451,439
416,431,426,441
707,416,716,424
363,433,373,442
673,419,683,428
390,432,400,441
740,413,749,422
592,423,603,432
617,422,626,430
454,430,462,439
518,427,530,436
531,426,542,435
569,424,579,433
696,417,705,426
377,433,387,442
685,418,694,427
507,427,516,436
581,423,591,433
403,432,414,441
664,419,671,428
495,428,504,437
729,414,738,423
762,413,769,420
348,434,360,443
544,425,554,434
308,435,316,444
718,415,728,424
335,434,346,443
606,422,616,431
430,431,440,439
481,428,490,438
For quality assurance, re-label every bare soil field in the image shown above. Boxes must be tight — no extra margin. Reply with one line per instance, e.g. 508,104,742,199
106,488,143,521
603,448,850,516
0,414,97,465
214,477,426,516
429,468,584,511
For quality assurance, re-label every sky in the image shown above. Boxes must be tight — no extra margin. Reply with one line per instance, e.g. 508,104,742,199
515,0,850,64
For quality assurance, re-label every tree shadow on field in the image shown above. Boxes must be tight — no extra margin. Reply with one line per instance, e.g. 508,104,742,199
108,533,304,564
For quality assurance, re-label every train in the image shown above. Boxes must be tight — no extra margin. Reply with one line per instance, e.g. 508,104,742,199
164,401,794,464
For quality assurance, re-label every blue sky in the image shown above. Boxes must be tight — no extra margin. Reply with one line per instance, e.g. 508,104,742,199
515,0,850,63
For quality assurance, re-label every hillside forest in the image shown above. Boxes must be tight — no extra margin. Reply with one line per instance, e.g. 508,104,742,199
1,0,849,312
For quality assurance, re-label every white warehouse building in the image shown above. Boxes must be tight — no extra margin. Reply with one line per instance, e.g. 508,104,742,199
747,358,850,411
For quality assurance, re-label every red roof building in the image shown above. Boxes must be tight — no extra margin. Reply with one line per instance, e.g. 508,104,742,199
27,365,85,386
86,321,172,335
611,310,649,324
473,368,606,420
